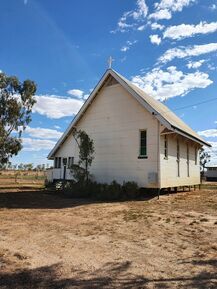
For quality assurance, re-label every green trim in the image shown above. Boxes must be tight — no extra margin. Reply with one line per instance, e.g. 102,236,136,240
138,155,148,159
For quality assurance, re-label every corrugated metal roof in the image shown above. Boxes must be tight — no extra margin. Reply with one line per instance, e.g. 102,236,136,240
114,70,210,147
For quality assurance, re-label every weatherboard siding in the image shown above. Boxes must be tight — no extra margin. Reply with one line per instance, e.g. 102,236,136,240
52,83,201,188
160,135,200,188
55,83,159,187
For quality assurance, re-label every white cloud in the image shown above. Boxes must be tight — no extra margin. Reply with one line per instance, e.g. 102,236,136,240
150,22,165,30
163,21,217,40
187,60,205,69
114,0,148,32
131,66,213,101
25,126,63,139
22,138,56,152
149,9,172,20
155,0,195,11
121,46,129,52
209,4,217,10
67,89,84,98
137,25,145,31
159,43,217,63
206,141,217,165
83,94,89,100
33,95,84,119
207,63,217,71
149,34,161,45
120,40,137,52
133,0,149,19
149,0,195,20
198,129,217,138
54,125,61,129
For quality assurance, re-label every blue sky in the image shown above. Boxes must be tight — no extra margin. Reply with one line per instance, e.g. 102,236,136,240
1,0,217,166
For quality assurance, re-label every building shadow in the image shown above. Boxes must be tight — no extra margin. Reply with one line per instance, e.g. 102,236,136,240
0,258,216,289
0,188,158,210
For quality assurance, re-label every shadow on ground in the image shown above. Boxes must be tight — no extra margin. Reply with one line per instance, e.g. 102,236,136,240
0,188,160,210
0,259,216,289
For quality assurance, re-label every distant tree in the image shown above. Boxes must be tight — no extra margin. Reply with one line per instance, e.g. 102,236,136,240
18,163,24,170
23,163,33,171
6,161,12,170
200,148,211,179
0,72,36,165
35,164,46,171
71,129,94,183
13,164,17,170
36,164,41,171
0,163,6,170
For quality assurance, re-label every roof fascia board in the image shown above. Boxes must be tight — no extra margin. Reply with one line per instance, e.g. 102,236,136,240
172,126,211,147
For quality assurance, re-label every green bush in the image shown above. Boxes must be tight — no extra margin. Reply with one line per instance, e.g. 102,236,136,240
61,179,140,201
122,181,139,199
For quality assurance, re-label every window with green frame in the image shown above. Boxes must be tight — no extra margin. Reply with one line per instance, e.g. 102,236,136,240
140,130,147,156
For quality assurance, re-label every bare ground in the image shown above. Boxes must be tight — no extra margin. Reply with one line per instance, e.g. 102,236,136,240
0,187,216,288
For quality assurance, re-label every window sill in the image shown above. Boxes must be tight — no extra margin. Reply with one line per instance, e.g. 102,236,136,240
138,155,148,159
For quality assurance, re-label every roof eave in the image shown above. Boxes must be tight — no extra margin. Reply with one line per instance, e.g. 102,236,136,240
171,125,211,147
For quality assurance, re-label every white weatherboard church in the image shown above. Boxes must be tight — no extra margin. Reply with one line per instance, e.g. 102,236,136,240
47,69,210,189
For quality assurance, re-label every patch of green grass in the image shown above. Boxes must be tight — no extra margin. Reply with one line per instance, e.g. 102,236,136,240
200,184,217,190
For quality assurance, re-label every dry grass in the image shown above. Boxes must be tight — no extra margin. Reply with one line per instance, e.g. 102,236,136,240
0,187,216,288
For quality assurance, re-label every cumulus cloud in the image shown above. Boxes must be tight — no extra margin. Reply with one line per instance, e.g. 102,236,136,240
67,89,84,98
149,34,161,45
163,21,217,40
206,141,217,165
120,40,137,52
22,138,56,152
149,9,172,20
113,0,148,32
25,126,63,139
33,95,84,119
187,60,205,69
150,22,165,30
158,43,217,63
131,66,213,101
198,129,217,138
149,0,195,20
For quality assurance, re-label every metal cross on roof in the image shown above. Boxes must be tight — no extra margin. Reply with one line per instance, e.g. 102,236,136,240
108,56,114,69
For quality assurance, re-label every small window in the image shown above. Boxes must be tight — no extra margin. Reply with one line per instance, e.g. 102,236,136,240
140,130,147,156
195,148,197,165
68,157,74,168
54,157,61,168
164,135,168,159
63,158,67,166
54,157,58,169
58,157,61,168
